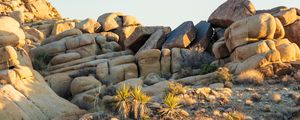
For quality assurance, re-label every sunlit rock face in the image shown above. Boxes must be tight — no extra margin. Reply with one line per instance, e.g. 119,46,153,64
0,0,61,22
216,13,300,74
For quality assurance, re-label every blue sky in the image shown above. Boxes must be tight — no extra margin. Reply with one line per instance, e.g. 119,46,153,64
50,0,299,28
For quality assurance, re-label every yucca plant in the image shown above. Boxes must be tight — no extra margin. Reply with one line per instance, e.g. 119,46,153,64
130,86,151,120
137,93,151,120
130,86,143,119
114,84,131,119
159,93,189,119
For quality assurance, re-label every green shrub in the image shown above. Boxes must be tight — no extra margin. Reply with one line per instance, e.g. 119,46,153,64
32,52,52,72
199,64,218,75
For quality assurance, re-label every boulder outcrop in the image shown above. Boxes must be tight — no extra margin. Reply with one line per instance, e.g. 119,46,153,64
208,0,256,27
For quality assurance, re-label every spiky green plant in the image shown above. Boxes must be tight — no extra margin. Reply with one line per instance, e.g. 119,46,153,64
130,86,151,120
159,93,189,119
137,93,151,120
130,86,142,119
114,84,131,119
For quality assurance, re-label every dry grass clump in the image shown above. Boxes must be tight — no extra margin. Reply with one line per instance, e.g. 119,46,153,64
236,69,265,85
167,82,188,95
214,67,233,83
225,111,246,120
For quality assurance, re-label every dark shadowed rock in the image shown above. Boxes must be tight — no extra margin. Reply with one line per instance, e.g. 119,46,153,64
137,29,168,53
213,38,230,59
208,0,256,28
273,8,298,26
214,28,226,40
163,21,196,49
285,20,300,46
189,21,213,50
114,26,170,52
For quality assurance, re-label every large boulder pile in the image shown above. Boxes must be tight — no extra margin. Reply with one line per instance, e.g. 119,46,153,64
0,16,84,120
211,0,300,74
1,0,300,119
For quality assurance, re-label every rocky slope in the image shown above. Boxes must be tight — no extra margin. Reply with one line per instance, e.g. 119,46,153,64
0,0,300,120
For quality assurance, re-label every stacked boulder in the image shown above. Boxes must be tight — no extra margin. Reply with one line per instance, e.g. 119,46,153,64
0,16,83,120
2,0,300,118
211,0,300,74
29,12,218,110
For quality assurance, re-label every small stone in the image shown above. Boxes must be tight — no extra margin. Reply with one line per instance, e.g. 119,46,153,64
222,112,229,118
225,108,232,112
245,116,253,120
272,93,281,104
245,99,253,106
209,83,224,90
294,70,300,81
295,95,300,106
282,87,289,91
183,97,197,106
224,81,233,88
264,104,271,112
200,108,206,113
213,110,221,116
111,118,119,120
251,92,261,102
206,95,216,102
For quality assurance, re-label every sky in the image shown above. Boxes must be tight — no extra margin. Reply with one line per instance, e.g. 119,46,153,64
50,0,300,28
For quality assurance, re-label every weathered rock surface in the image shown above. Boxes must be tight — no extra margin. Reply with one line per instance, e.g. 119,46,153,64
208,0,256,27
43,29,82,45
97,12,140,32
284,20,300,46
0,46,20,70
45,72,73,98
224,13,277,52
0,16,25,48
256,6,288,15
137,29,166,53
114,78,143,90
0,66,81,119
76,18,101,33
51,21,76,36
49,52,81,65
0,85,47,120
114,26,170,52
273,8,298,26
136,49,161,76
70,76,101,96
189,21,213,50
213,38,230,59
